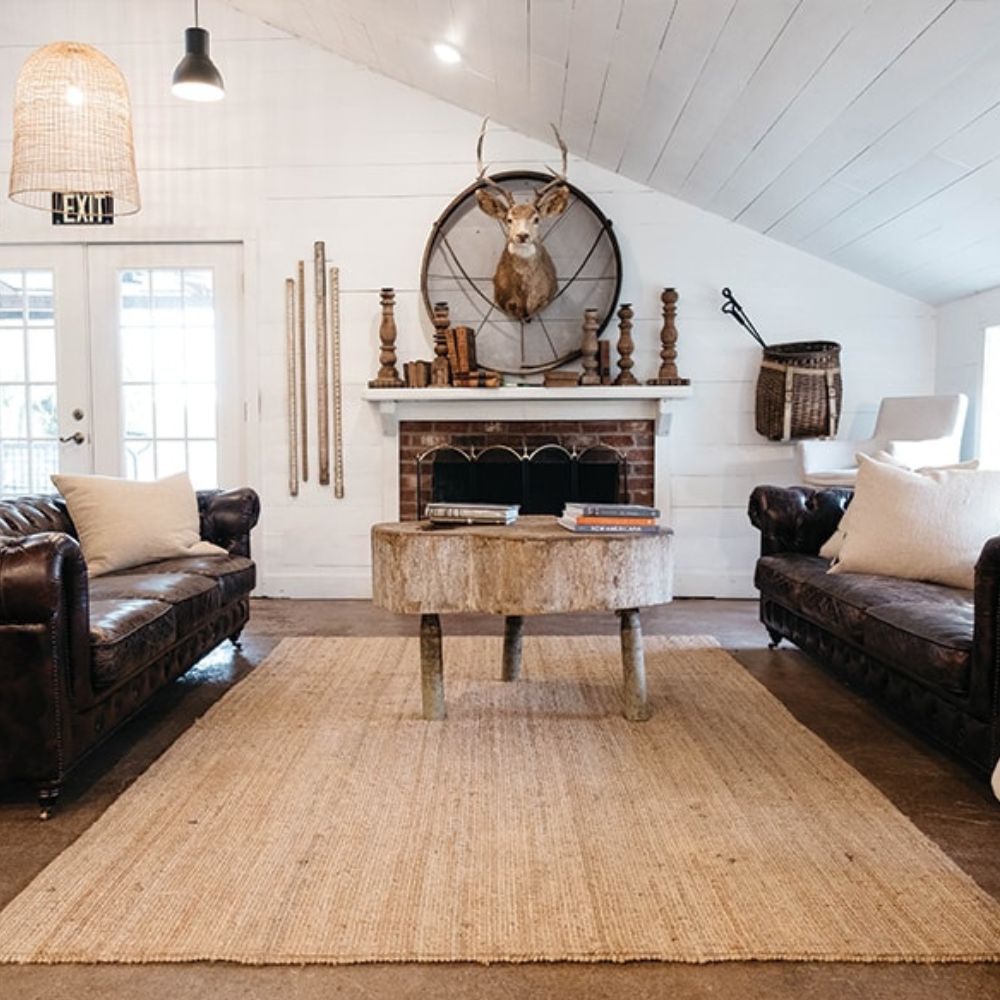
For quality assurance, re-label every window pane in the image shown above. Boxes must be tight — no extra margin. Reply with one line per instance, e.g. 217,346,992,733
124,439,155,480
121,327,153,382
153,327,186,382
152,269,183,328
0,272,24,326
120,269,151,327
1,440,30,494
28,327,56,382
184,270,214,327
31,441,57,492
123,384,154,438
1,384,28,437
155,383,186,437
29,384,57,437
0,328,25,382
156,440,186,477
26,277,53,325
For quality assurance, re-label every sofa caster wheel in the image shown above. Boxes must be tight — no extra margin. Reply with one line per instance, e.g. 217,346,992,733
229,629,244,650
766,628,783,649
38,786,61,821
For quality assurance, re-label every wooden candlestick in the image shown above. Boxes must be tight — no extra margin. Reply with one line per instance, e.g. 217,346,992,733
431,301,452,386
579,308,601,386
613,302,638,385
647,287,690,386
369,287,405,388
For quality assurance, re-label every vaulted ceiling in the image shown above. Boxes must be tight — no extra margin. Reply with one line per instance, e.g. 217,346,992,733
225,0,1000,305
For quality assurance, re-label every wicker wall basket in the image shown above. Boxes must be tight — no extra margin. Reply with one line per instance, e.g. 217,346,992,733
755,341,842,442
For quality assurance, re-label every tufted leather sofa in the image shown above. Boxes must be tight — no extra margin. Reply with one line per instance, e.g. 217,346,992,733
748,485,1000,778
0,488,260,816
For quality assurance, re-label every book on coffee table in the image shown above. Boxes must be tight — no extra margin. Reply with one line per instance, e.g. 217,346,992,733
425,502,520,525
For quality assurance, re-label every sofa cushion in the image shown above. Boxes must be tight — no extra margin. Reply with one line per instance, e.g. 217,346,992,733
133,554,255,604
51,472,226,577
89,599,176,690
864,601,974,694
756,554,972,645
90,571,221,634
829,456,1000,589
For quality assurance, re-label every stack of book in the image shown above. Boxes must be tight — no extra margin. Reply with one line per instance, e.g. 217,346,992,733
557,502,660,534
425,502,520,526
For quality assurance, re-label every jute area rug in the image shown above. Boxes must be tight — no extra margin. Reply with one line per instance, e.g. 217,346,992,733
1,635,999,966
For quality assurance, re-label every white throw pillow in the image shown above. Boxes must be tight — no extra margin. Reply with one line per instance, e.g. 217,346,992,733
827,455,1000,589
51,472,227,577
819,454,980,560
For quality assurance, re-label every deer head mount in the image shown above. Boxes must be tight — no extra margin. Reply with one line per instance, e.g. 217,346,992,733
474,118,570,321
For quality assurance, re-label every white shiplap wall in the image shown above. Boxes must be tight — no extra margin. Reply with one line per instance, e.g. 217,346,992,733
0,0,937,597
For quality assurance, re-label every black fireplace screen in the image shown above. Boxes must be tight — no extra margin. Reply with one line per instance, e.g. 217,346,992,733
416,443,627,516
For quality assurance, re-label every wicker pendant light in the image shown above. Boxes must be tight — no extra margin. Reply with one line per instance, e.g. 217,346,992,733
8,42,140,216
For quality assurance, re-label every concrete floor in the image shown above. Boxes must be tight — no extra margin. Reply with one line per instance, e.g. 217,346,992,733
1,598,998,999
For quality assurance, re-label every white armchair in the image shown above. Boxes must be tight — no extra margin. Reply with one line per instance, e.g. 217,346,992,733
795,394,968,486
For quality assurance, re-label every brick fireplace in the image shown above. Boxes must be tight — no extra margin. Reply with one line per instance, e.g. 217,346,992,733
398,419,655,520
362,384,691,532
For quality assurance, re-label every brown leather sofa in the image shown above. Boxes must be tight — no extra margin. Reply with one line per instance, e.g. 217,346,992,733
748,485,999,777
0,487,260,816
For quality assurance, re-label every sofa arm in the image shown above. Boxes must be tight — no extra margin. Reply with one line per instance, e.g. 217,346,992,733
197,488,260,558
0,531,89,626
0,531,90,731
748,485,852,557
973,536,1000,761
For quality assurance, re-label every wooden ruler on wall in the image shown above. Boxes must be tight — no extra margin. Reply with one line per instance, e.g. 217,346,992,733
330,265,344,499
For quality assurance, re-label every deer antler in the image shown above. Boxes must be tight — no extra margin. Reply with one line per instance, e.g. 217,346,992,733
537,123,569,197
475,117,514,207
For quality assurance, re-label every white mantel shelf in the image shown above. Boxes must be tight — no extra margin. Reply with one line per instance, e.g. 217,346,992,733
362,385,693,402
363,384,692,436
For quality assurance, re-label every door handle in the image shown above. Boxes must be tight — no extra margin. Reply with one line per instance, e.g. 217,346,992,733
59,432,85,445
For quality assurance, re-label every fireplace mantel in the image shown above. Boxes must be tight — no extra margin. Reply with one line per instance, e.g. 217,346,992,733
363,385,693,523
362,385,693,435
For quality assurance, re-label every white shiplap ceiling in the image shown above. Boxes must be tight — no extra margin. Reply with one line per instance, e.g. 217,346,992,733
224,0,1000,305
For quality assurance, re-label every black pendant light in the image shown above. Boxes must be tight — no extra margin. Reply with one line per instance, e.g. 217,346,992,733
172,0,224,102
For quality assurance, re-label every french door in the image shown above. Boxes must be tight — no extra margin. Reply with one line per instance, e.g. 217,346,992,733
0,243,242,495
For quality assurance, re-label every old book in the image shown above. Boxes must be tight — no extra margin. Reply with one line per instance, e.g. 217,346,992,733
453,326,477,373
445,328,462,374
563,502,661,518
557,516,661,534
403,360,431,387
567,515,658,527
543,370,581,387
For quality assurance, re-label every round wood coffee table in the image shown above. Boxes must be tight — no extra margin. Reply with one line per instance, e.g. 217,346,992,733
371,516,674,721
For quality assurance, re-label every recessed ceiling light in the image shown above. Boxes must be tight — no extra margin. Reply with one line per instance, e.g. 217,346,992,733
433,42,462,65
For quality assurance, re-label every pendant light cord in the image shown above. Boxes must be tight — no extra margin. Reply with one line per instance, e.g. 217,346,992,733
194,0,200,27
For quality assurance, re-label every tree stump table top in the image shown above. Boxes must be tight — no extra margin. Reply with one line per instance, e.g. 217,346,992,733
371,515,674,616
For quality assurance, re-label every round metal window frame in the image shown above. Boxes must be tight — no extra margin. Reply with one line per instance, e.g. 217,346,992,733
420,170,623,376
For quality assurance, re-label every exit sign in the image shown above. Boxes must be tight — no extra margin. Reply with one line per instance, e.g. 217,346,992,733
51,192,114,225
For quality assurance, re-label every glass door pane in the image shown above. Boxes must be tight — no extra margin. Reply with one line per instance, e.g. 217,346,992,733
118,267,218,486
88,244,243,488
0,247,91,496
